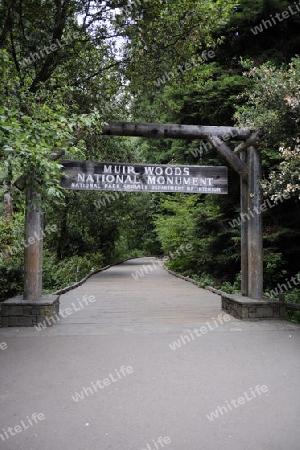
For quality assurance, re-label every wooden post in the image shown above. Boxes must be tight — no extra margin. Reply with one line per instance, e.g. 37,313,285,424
240,150,249,296
24,188,43,301
247,146,263,299
1,187,60,328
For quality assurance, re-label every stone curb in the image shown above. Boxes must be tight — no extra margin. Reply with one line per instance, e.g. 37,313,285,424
206,286,300,312
53,258,135,295
205,285,226,296
162,264,200,286
162,264,289,320
162,265,225,295
53,266,111,295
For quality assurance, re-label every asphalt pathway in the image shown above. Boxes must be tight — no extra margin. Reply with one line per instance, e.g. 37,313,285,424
0,257,299,450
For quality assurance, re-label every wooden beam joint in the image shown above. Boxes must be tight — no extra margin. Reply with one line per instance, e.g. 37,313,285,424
206,135,248,182
234,131,264,154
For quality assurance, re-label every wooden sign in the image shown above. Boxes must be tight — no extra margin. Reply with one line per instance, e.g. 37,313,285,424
61,160,228,194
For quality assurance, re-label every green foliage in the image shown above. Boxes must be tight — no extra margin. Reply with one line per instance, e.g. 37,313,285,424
154,194,197,251
112,241,145,262
0,50,102,199
264,273,300,323
214,0,300,67
283,286,300,324
234,57,300,200
154,193,240,281
118,0,235,92
263,249,287,289
287,310,300,324
0,213,25,301
191,272,216,288
218,276,242,295
0,263,24,302
42,251,104,292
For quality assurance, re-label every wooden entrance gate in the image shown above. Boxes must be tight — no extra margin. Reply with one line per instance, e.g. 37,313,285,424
4,122,263,326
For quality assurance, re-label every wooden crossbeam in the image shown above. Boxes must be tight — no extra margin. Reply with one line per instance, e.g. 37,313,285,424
102,122,252,141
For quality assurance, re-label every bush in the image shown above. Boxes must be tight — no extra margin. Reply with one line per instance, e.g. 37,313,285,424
285,287,300,324
0,214,26,301
190,272,216,288
0,262,24,302
0,251,105,301
42,252,105,292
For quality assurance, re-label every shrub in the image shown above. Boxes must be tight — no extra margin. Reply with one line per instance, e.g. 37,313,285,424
42,252,105,292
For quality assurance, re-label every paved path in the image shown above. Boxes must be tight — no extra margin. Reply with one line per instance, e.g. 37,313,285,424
0,257,300,450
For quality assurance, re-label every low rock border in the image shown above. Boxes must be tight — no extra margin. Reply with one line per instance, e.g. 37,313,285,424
53,257,136,295
162,263,287,320
53,265,111,295
162,264,199,286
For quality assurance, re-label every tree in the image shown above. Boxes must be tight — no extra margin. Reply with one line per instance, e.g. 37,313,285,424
234,57,300,200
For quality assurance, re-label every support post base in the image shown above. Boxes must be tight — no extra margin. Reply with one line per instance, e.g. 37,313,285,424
221,293,286,320
1,295,60,327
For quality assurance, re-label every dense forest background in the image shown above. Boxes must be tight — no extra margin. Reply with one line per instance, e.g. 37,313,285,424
0,0,299,320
